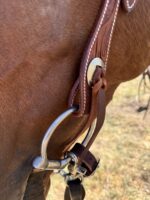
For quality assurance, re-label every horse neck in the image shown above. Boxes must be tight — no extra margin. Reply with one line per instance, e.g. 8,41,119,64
0,0,150,199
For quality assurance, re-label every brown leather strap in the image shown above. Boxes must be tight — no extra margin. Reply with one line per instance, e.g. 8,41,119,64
69,0,138,116
69,0,121,116
67,0,137,176
64,179,85,200
77,67,106,134
77,88,106,168
68,0,137,142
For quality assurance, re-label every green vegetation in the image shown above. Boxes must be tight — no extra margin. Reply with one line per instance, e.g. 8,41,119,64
48,77,150,200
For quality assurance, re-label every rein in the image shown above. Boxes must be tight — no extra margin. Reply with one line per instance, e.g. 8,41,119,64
32,0,138,199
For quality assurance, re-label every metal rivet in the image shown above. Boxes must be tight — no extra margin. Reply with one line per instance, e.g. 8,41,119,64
87,57,105,86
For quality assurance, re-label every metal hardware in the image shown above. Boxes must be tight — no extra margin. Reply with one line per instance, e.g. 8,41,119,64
87,57,105,86
33,156,72,171
33,107,77,170
59,153,87,183
82,118,97,147
33,106,98,173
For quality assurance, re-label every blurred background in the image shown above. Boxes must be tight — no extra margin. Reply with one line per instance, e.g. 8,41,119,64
48,76,150,200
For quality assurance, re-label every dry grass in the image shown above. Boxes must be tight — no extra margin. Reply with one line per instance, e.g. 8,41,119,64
48,77,150,200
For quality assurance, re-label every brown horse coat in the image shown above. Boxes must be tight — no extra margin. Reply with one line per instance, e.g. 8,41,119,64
0,0,150,199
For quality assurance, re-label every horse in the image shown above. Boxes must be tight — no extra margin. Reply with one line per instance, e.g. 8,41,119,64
0,0,150,199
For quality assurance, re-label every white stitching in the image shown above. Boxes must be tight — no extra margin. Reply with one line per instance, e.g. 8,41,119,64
70,86,79,106
81,0,137,115
105,0,120,67
105,0,137,67
126,0,136,9
82,0,110,115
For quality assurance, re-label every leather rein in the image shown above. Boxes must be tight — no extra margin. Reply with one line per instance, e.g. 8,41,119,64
32,0,138,199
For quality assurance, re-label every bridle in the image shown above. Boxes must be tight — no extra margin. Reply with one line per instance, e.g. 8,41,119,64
32,0,138,199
